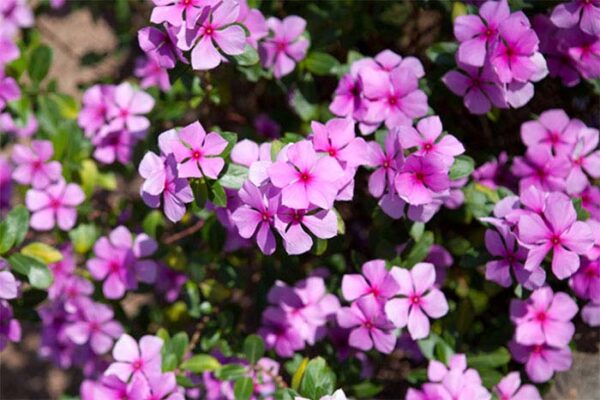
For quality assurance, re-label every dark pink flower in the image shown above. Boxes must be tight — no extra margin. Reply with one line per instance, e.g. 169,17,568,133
11,140,62,188
395,154,450,206
509,341,572,383
259,16,309,78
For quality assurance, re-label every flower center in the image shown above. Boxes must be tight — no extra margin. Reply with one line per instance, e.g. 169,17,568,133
387,95,398,106
261,211,270,222
132,359,144,371
275,40,287,52
299,171,311,183
192,149,202,160
109,261,121,274
423,142,433,151
410,295,421,305
535,311,547,322
549,132,560,144
484,27,495,38
550,235,561,246
50,198,62,210
364,321,373,330
328,147,337,157
182,0,192,5
32,160,43,170
119,108,129,118
204,25,214,36
292,210,303,223
532,344,544,354
89,321,100,332
350,84,360,97
415,172,425,182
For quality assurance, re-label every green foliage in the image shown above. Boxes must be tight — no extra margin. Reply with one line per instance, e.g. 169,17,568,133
9,253,53,289
28,45,53,83
180,354,222,373
243,335,265,364
304,51,341,76
0,205,29,254
297,357,336,400
449,155,475,180
234,377,254,400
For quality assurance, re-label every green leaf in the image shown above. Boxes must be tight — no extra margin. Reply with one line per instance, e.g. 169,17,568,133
28,45,53,83
234,377,253,400
291,358,309,390
219,164,249,190
449,155,475,180
352,381,384,398
97,172,117,190
176,375,195,388
270,140,284,161
9,253,53,289
233,44,259,66
573,198,590,220
425,42,458,66
467,347,511,369
314,238,328,256
142,210,165,239
68,224,100,254
170,332,189,364
298,357,336,400
180,354,221,373
209,181,227,207
220,131,238,159
215,364,248,381
21,242,63,264
0,205,29,254
243,334,265,364
401,231,434,268
80,159,99,197
304,51,340,75
191,178,210,207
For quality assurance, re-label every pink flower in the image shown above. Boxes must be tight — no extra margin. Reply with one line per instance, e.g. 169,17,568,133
236,0,268,49
385,263,448,339
336,296,396,353
150,0,218,29
274,207,337,255
231,181,280,255
570,258,600,301
104,334,163,382
106,82,155,137
78,84,115,137
177,0,246,70
493,372,541,400
511,147,570,193
365,130,404,198
169,121,228,179
11,140,62,188
0,112,37,138
395,155,450,206
520,108,582,155
258,307,305,357
259,16,309,78
93,129,134,165
566,125,600,194
25,179,84,231
329,71,367,121
510,286,577,348
134,56,171,92
426,354,491,400
0,301,21,351
453,0,510,66
397,116,464,167
81,375,149,400
64,298,124,355
582,300,600,327
0,0,33,38
0,37,19,67
551,0,600,36
341,259,399,303
0,270,18,300
268,140,344,210
0,72,20,112
518,192,593,279
509,341,572,383
138,25,186,69
311,118,368,168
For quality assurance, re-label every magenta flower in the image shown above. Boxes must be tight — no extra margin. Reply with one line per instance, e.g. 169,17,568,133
169,121,227,179
0,72,20,112
311,118,368,168
274,207,337,255
25,180,84,231
520,109,581,155
231,181,280,255
426,354,491,400
341,259,399,303
138,25,187,69
81,375,149,400
258,307,305,357
268,140,344,210
398,116,464,167
361,65,428,129
510,287,577,348
177,0,246,70
443,61,508,115
570,258,599,301
385,263,448,339
551,0,600,36
511,147,570,193
11,140,62,189
509,341,572,383
65,298,124,355
518,192,593,279
144,372,185,400
150,0,217,29
104,334,163,382
453,0,510,66
329,71,367,121
395,155,450,206
405,384,450,400
134,56,171,92
0,37,19,67
0,301,21,351
0,112,38,138
494,372,541,400
93,129,134,165
337,296,396,353
566,126,600,194
78,84,114,137
260,16,309,78
582,300,600,327
365,130,404,198
0,0,33,38
106,82,155,137
237,0,268,49
0,156,11,214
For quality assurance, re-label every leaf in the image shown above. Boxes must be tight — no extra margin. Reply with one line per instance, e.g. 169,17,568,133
425,42,458,66
291,358,309,390
467,347,511,369
68,224,100,254
220,131,238,159
0,205,29,254
298,357,336,400
243,334,265,364
28,45,53,83
352,381,384,398
219,164,249,190
9,253,53,289
79,159,98,197
233,377,253,400
169,332,189,364
142,210,165,239
573,198,590,220
180,354,221,373
21,242,63,264
214,364,248,381
449,155,475,180
401,231,434,268
209,181,227,207
97,172,117,190
304,51,340,76
233,44,260,66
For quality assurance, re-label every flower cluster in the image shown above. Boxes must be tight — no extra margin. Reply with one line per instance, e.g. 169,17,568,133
78,82,155,165
509,287,576,383
0,259,21,351
443,0,548,114
139,0,308,78
259,275,339,357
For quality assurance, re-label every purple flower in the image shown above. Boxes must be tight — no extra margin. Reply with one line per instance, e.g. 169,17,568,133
341,259,399,303
268,140,344,210
425,244,453,286
92,129,134,165
259,16,309,78
104,334,163,382
566,125,600,194
509,340,572,383
150,0,217,29
337,296,396,353
578,184,600,220
170,121,228,179
254,113,280,138
398,116,464,167
0,0,33,38
518,192,593,279
511,147,570,193
443,60,508,115
134,56,171,92
0,112,38,138
177,0,246,70
0,37,19,66
138,25,186,69
582,300,600,327
78,84,115,137
329,70,367,122
106,82,155,137
570,258,600,301
0,156,11,214
385,263,448,339
453,0,510,66
231,181,279,255
258,307,305,357
494,371,541,400
0,300,21,351
395,155,450,206
65,298,124,355
25,179,84,231
81,374,150,400
520,109,580,156
11,140,62,189
0,72,20,112
510,286,577,348
0,270,18,300
551,0,600,36
426,354,491,400
274,207,338,255
365,130,404,198
311,118,368,168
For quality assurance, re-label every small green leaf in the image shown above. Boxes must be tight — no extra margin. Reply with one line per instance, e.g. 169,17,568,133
170,332,189,364
314,238,328,256
21,242,63,264
219,164,249,190
1,205,30,254
9,253,53,289
80,159,99,197
142,210,165,238
214,364,248,381
304,51,340,76
180,354,221,373
401,231,434,268
270,140,284,161
68,224,100,254
176,375,195,388
573,198,590,220
28,45,53,83
220,131,238,159
468,347,511,369
233,377,253,400
209,181,227,207
425,42,458,66
291,358,309,391
97,172,117,191
298,357,336,400
243,334,265,364
233,44,259,66
449,155,475,180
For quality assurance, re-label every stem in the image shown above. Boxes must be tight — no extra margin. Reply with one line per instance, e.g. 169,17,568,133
163,219,205,245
